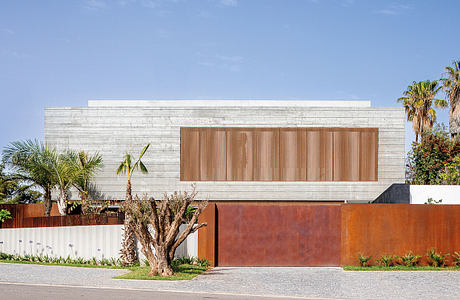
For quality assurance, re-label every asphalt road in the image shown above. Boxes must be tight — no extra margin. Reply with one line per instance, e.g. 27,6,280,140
0,283,314,300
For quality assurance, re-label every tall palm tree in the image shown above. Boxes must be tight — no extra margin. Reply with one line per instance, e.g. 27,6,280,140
116,143,150,265
440,60,460,138
2,140,56,216
398,80,447,142
67,151,103,214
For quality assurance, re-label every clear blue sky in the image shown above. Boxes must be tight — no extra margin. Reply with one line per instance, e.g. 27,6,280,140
1,0,459,153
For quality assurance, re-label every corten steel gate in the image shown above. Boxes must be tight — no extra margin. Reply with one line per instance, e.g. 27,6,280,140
215,204,341,266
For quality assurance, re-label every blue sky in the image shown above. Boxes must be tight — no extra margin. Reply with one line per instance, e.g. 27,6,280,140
1,0,459,153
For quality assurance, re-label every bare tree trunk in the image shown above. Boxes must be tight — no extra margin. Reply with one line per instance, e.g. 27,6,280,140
80,191,88,215
57,187,68,216
120,180,138,266
450,104,460,138
43,188,52,217
153,246,174,277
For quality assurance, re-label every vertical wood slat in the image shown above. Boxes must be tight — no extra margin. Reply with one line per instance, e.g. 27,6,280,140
253,128,280,181
306,129,334,181
359,129,378,181
200,128,227,181
226,128,255,181
180,127,378,182
333,129,360,181
280,129,307,181
180,127,200,181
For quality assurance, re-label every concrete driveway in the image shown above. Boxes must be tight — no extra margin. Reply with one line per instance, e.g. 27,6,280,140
0,263,459,299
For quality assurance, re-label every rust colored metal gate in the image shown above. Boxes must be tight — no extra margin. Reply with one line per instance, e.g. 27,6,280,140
216,204,341,266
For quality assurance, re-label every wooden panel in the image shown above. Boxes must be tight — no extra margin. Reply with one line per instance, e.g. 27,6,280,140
180,127,378,182
180,127,200,181
217,204,342,266
280,129,306,181
198,203,216,266
359,129,378,181
333,130,360,181
341,204,460,266
226,128,254,181
253,129,280,181
306,129,333,181
1,213,124,228
200,128,227,181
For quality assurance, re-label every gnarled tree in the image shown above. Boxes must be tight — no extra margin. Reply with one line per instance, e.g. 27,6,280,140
124,185,207,277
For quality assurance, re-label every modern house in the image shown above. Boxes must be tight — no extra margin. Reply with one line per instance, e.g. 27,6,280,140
44,100,405,204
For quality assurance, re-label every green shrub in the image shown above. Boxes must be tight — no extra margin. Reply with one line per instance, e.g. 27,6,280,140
398,252,421,267
452,252,460,267
426,248,449,267
358,254,372,267
377,255,395,267
0,209,12,223
196,258,210,268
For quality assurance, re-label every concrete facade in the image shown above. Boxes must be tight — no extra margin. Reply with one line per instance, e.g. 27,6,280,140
44,100,405,203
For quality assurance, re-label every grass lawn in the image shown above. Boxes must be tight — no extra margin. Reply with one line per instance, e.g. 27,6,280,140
344,266,460,271
114,264,208,280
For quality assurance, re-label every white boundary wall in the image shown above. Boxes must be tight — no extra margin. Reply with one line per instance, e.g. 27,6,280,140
410,185,460,204
0,225,197,260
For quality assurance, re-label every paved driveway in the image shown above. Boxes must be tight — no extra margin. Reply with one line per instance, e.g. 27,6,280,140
0,263,459,299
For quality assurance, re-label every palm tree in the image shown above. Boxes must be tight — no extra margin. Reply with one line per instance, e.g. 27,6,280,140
67,151,103,214
50,151,82,216
440,60,460,138
398,80,447,142
2,140,56,216
116,143,150,265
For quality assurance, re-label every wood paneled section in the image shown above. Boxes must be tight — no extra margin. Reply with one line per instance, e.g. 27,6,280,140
181,127,378,182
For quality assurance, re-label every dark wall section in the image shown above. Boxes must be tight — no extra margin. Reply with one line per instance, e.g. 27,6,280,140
372,183,410,204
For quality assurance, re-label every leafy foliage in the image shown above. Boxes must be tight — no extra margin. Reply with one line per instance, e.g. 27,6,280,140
424,197,443,204
0,164,41,203
0,209,12,223
406,125,460,184
377,255,395,267
398,252,421,267
357,254,372,267
452,252,460,267
398,80,447,142
426,248,449,267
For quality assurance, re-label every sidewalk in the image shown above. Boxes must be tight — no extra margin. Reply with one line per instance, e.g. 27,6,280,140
0,263,459,299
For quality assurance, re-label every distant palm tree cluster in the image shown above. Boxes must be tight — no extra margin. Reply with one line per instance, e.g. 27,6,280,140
1,140,103,216
398,60,460,142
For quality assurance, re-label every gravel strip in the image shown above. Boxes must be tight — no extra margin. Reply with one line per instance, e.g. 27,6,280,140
0,263,459,299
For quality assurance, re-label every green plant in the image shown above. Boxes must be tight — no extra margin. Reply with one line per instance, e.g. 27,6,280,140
406,124,460,184
398,80,447,142
116,143,150,266
452,252,460,266
195,258,210,268
0,209,12,223
2,140,57,216
377,255,395,267
426,248,449,267
424,197,443,204
358,254,372,267
398,252,421,267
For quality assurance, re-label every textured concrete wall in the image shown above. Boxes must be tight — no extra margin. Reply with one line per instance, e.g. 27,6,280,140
44,101,405,203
